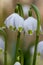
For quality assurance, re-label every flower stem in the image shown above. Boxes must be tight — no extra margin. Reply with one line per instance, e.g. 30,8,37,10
18,49,24,65
15,3,24,18
0,29,7,65
15,31,21,61
31,4,41,65
28,7,32,17
12,31,21,65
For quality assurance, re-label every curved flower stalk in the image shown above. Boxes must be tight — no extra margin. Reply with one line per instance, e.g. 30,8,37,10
30,41,43,58
28,8,32,17
30,4,41,65
0,28,7,65
15,3,24,18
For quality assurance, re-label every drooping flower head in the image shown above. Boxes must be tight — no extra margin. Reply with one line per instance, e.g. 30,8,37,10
4,13,24,32
30,41,43,57
23,17,41,35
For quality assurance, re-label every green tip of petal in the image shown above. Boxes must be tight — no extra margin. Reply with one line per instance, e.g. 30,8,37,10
28,30,33,35
9,26,16,31
18,27,23,32
9,26,13,30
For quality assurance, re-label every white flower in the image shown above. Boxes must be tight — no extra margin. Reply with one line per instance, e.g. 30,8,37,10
30,41,43,58
23,17,41,35
4,13,24,32
0,36,5,50
14,62,21,65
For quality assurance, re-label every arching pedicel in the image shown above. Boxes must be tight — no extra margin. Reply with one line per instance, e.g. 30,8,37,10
31,4,41,65
15,3,24,18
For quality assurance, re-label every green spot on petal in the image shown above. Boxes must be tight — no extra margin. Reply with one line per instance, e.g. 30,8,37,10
18,27,23,32
28,30,33,35
9,26,13,30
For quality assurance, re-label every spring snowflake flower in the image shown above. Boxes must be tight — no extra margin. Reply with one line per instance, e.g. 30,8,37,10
4,13,24,32
30,41,43,58
0,36,5,50
14,62,21,65
23,17,41,35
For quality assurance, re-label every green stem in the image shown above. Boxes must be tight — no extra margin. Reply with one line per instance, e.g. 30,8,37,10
28,8,32,17
31,4,41,65
15,3,24,18
18,49,24,65
0,29,7,65
12,31,21,65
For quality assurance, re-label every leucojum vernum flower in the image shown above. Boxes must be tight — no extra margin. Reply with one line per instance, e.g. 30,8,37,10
0,2,43,65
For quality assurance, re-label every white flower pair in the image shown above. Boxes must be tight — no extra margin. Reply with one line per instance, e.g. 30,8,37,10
4,13,42,34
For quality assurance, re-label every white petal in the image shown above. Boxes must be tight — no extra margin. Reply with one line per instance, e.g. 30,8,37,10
14,62,21,65
24,17,34,34
14,15,24,31
4,13,19,29
24,21,32,32
0,36,5,50
27,17,37,31
37,41,43,54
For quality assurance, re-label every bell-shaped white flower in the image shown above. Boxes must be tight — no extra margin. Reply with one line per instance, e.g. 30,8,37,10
24,17,41,35
0,36,5,50
4,13,24,32
30,41,43,58
14,62,21,65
